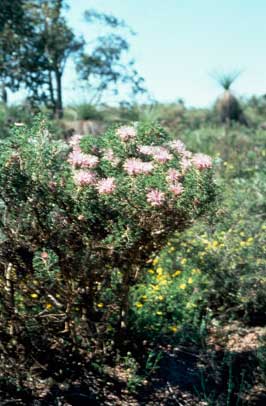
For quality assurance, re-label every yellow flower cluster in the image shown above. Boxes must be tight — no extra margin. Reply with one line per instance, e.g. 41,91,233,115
239,237,254,247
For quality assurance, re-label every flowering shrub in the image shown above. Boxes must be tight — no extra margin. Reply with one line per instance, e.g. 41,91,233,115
0,119,215,370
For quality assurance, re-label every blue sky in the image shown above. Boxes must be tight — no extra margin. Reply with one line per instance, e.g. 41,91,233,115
12,0,266,107
64,0,266,107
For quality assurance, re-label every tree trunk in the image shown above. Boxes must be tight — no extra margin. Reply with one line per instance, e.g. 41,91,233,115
1,82,8,105
55,70,63,119
5,263,15,335
48,70,56,115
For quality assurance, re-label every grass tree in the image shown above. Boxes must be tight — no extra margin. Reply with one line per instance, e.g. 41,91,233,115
213,71,246,125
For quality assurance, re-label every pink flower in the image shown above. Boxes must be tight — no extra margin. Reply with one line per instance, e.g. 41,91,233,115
68,150,99,169
69,134,83,147
138,145,172,163
192,153,212,170
166,168,181,183
169,182,184,196
152,147,172,163
123,158,153,175
169,139,187,154
142,161,154,173
180,157,192,173
138,145,157,155
146,189,165,207
102,148,120,166
182,150,192,158
116,126,137,141
96,177,116,194
73,170,96,187
41,252,49,262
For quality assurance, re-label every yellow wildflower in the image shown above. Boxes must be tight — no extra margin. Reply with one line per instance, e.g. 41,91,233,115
191,268,201,275
158,295,164,301
169,325,178,333
168,247,175,253
179,283,186,290
247,237,254,244
45,303,53,310
30,293,38,299
156,267,164,275
180,258,187,265
148,269,154,274
156,311,163,316
135,302,143,308
152,257,159,266
188,277,193,284
97,303,104,308
172,270,182,277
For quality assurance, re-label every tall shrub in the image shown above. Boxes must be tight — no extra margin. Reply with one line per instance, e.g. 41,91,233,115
0,119,216,366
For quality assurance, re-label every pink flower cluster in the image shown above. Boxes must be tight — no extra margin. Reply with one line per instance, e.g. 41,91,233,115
96,177,116,194
166,168,181,183
74,170,96,187
192,153,212,170
169,183,184,196
123,158,153,176
68,130,212,204
169,139,187,154
102,148,120,167
69,134,83,147
74,171,117,195
138,145,172,163
68,133,99,169
166,169,184,197
168,139,193,173
180,157,192,173
68,150,99,169
146,189,165,207
68,135,118,195
153,148,172,163
116,126,137,141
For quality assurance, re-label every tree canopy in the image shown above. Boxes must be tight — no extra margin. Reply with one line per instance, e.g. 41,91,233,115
0,1,145,117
